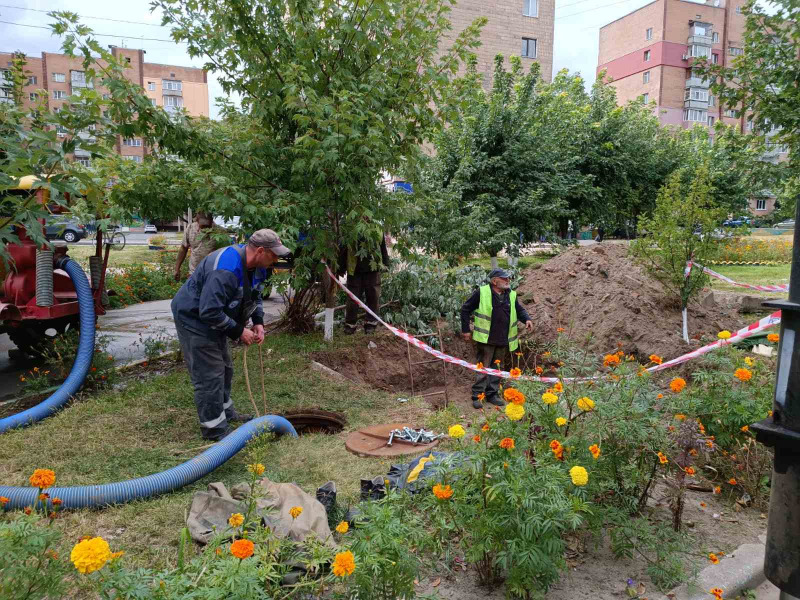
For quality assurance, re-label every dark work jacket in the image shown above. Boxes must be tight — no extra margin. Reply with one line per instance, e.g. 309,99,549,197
461,287,532,346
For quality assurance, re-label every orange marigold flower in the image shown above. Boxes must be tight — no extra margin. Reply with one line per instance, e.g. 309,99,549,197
509,367,522,379
332,550,356,577
675,414,686,421
767,333,779,343
684,467,696,476
769,410,774,418
670,377,686,393
24,507,32,515
494,360,501,366
649,354,663,365
710,587,724,599
706,440,714,448
700,502,707,507
432,483,454,500
603,354,621,368
589,444,601,460
38,493,48,501
734,368,752,382
557,327,566,333
52,497,62,506
709,553,720,564
473,435,481,443
535,366,544,375
481,423,490,432
503,462,509,469
658,452,668,465
657,393,664,399
728,478,737,485
477,392,486,402
689,449,698,457
0,496,9,505
29,469,56,490
714,486,721,494
230,539,254,559
476,362,484,370
741,425,749,433
553,381,564,393
499,437,515,450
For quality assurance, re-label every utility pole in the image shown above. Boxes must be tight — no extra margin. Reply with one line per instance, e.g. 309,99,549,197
752,200,800,600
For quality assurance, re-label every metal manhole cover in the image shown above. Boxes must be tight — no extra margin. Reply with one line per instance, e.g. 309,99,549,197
345,422,440,458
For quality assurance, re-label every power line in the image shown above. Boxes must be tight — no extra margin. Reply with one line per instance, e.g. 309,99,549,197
0,4,169,27
556,0,640,21
555,0,596,12
0,19,186,43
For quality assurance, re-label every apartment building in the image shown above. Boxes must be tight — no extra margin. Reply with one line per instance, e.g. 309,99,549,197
0,46,209,167
597,0,787,215
446,0,556,85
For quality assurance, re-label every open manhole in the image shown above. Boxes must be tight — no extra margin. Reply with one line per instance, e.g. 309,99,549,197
281,408,347,435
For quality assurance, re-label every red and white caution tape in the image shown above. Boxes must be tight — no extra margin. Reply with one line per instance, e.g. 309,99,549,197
326,265,781,383
688,260,789,292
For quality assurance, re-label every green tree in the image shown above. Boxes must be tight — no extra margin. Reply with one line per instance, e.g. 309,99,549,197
631,164,724,343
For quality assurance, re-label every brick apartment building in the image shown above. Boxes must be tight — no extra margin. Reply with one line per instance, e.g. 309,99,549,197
596,0,787,216
446,0,556,85
0,46,209,168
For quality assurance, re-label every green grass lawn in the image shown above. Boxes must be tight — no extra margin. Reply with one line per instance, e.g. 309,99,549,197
0,331,457,571
66,244,178,269
706,264,790,298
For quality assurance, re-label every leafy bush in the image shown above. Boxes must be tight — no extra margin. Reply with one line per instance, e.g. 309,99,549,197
40,331,117,390
147,234,168,247
711,236,792,263
106,252,183,308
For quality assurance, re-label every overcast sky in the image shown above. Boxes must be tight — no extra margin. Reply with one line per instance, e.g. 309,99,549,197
0,0,679,118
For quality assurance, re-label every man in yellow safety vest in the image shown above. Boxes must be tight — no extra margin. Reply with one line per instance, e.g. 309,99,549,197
461,268,533,409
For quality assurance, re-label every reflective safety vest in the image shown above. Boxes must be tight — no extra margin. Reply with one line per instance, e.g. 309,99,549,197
472,285,519,351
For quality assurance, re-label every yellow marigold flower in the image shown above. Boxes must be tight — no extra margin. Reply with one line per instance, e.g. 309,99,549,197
569,466,589,486
509,367,522,379
332,550,356,577
577,397,595,412
289,506,303,519
499,437,515,450
448,424,466,439
744,357,755,366
505,403,525,421
70,537,112,574
734,368,752,382
29,469,55,490
768,410,773,418
228,513,244,528
718,330,732,340
336,521,349,534
670,377,686,393
649,354,663,365
230,539,254,559
767,333,779,343
589,444,601,460
709,553,720,564
542,392,558,405
555,417,568,427
247,463,265,476
658,451,668,464
432,483,454,500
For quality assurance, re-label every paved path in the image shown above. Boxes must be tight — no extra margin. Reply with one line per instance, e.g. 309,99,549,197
0,292,287,401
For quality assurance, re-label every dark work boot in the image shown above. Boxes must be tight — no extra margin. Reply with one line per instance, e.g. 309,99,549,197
206,425,234,443
472,398,483,409
228,410,254,423
486,396,504,407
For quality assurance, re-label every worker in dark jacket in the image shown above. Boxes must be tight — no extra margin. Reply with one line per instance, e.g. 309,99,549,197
171,229,290,441
338,235,391,334
461,268,534,409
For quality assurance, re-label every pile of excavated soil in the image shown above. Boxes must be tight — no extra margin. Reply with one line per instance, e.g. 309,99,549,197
517,244,752,360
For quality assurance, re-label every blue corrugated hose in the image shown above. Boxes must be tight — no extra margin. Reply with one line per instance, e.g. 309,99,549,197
0,257,96,433
0,415,297,510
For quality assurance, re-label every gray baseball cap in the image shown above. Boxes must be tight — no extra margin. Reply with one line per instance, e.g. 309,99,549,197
488,268,511,279
248,229,291,256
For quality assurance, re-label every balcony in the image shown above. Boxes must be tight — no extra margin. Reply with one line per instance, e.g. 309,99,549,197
73,147,91,158
0,71,11,88
685,75,710,88
688,34,713,47
162,85,183,97
684,98,709,110
70,72,94,89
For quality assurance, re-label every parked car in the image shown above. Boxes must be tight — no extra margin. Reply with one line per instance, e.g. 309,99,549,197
44,217,86,243
722,219,747,227
775,219,795,229
144,224,158,233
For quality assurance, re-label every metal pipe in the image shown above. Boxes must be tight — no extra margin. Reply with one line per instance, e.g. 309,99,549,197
752,200,800,598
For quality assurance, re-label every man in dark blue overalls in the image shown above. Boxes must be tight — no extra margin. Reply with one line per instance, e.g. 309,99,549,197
171,229,291,441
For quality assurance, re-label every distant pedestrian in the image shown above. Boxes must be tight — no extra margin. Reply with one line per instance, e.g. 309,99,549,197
174,212,219,280
460,268,534,409
338,234,390,334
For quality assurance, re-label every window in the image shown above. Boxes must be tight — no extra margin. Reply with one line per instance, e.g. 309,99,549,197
707,116,715,126
724,109,739,118
122,138,142,147
76,158,91,167
729,47,743,56
125,57,131,64
642,93,649,104
71,71,86,83
708,95,715,106
685,88,708,101
123,155,142,163
684,108,707,122
523,0,538,17
644,50,651,62
746,119,753,130
646,27,653,40
162,80,183,91
52,90,66,100
163,95,184,107
693,23,709,36
712,53,719,64
643,71,650,84
55,124,68,136
521,38,537,58
713,32,719,43
29,92,38,101
27,75,37,85
690,45,711,58
52,72,65,82
756,199,767,211
148,81,156,91
736,5,742,14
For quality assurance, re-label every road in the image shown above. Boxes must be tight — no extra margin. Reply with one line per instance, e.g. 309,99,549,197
75,232,181,247
0,292,287,402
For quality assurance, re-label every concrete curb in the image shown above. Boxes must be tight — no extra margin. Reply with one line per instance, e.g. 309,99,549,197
657,535,767,600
